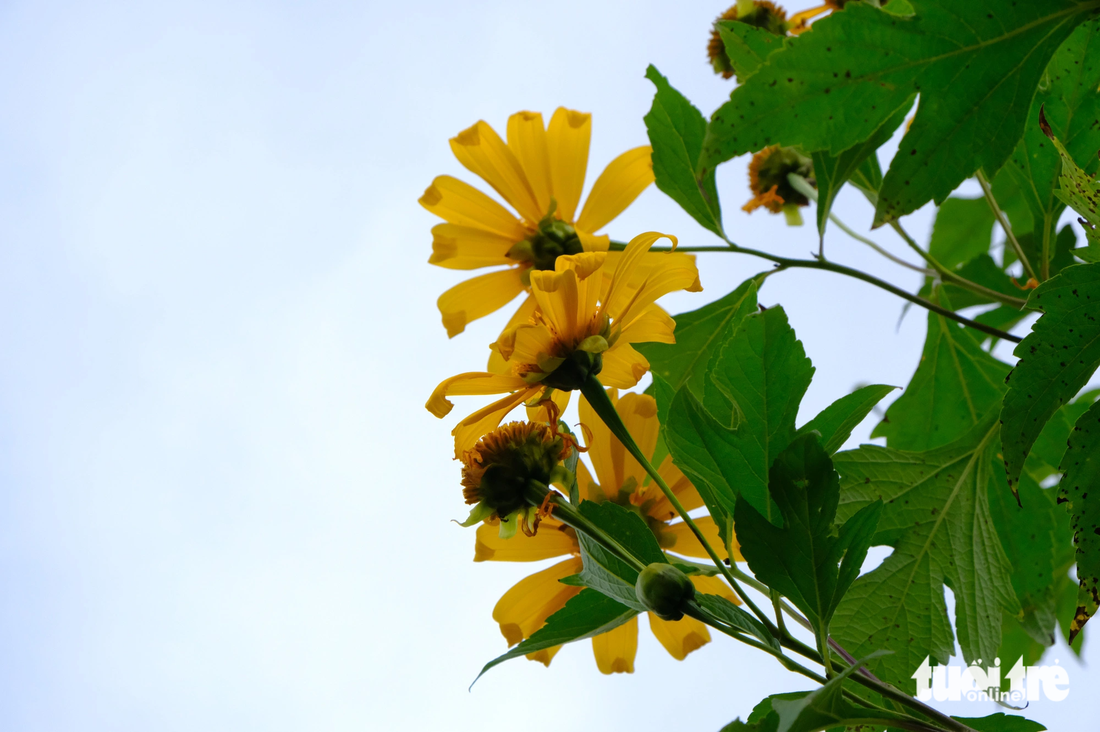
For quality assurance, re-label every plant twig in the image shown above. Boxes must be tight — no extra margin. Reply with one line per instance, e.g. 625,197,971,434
976,169,1038,282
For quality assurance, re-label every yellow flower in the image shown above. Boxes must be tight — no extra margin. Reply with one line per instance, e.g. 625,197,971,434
419,108,656,339
473,391,744,673
742,145,814,218
787,0,846,35
425,231,701,458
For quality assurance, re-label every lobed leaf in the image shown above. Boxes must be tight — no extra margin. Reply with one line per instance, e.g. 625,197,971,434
716,20,789,84
797,383,896,454
700,0,1096,225
1057,398,1100,641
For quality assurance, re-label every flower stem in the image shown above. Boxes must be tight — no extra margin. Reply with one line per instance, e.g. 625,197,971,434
578,376,779,635
976,169,1038,282
609,240,1023,343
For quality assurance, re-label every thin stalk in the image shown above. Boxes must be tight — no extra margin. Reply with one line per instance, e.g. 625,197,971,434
976,169,1038,282
579,376,780,636
608,240,1023,343
526,482,646,573
889,221,1028,309
786,173,933,275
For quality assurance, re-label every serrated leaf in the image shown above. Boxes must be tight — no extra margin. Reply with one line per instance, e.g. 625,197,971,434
637,274,762,405
989,472,1063,648
703,306,816,521
1004,19,1100,262
1057,397,1100,641
694,592,780,652
1000,263,1100,496
644,65,724,236
700,0,1096,226
736,434,882,639
833,418,1021,692
798,384,896,454
812,101,911,244
874,290,1010,452
929,197,996,271
575,500,666,610
717,20,789,83
473,589,637,685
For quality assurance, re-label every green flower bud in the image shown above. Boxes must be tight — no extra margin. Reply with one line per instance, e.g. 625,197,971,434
635,563,695,621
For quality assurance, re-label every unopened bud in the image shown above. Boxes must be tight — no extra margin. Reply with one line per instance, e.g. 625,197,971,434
635,563,695,621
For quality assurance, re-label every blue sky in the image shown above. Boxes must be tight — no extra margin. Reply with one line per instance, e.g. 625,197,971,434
0,1,1092,730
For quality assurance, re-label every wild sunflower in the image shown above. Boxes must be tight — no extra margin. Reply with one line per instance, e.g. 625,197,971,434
420,108,657,339
472,391,743,673
742,145,814,225
425,231,701,458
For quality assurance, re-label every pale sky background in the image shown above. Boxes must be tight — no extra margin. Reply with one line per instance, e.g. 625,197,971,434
0,1,1094,730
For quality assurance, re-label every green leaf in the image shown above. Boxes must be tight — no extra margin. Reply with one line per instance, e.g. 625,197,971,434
832,417,1021,691
1057,397,1100,641
1003,19,1100,261
717,20,790,83
1040,103,1100,260
929,254,1021,310
798,384,896,454
771,651,909,732
736,434,882,637
473,589,637,685
1000,263,1100,497
873,289,1010,452
954,714,1046,732
699,0,1096,226
929,197,996,271
989,472,1063,649
575,500,666,610
644,65,724,237
636,274,762,405
703,306,816,521
694,592,781,652
812,102,911,244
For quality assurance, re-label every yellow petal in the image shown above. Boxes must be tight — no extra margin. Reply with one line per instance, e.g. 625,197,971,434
525,388,571,424
574,459,606,503
425,371,529,419
691,574,739,602
494,557,584,645
529,267,580,341
615,257,703,332
617,303,674,346
474,518,577,562
452,388,539,458
429,224,517,270
662,515,742,562
546,108,591,223
645,456,706,521
487,294,537,372
419,175,526,239
577,229,610,252
437,268,526,338
505,322,555,365
525,645,562,666
647,611,711,661
575,146,654,233
599,342,650,389
602,232,678,322
506,111,553,215
451,121,543,223
615,392,660,492
592,615,638,674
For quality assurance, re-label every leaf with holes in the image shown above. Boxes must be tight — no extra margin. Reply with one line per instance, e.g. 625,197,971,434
1001,263,1100,499
700,0,1096,226
1058,398,1100,641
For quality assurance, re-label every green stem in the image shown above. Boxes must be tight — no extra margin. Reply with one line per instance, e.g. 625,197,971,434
976,169,1038,282
889,221,1028,309
579,375,780,636
608,240,1023,343
786,173,933,275
525,482,646,573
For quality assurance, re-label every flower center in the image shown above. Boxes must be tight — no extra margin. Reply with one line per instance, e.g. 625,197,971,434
507,210,584,272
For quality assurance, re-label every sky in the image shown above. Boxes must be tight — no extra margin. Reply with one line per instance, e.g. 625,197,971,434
0,1,1094,730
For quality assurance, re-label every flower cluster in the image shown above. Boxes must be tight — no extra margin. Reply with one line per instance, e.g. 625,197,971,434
421,109,744,674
